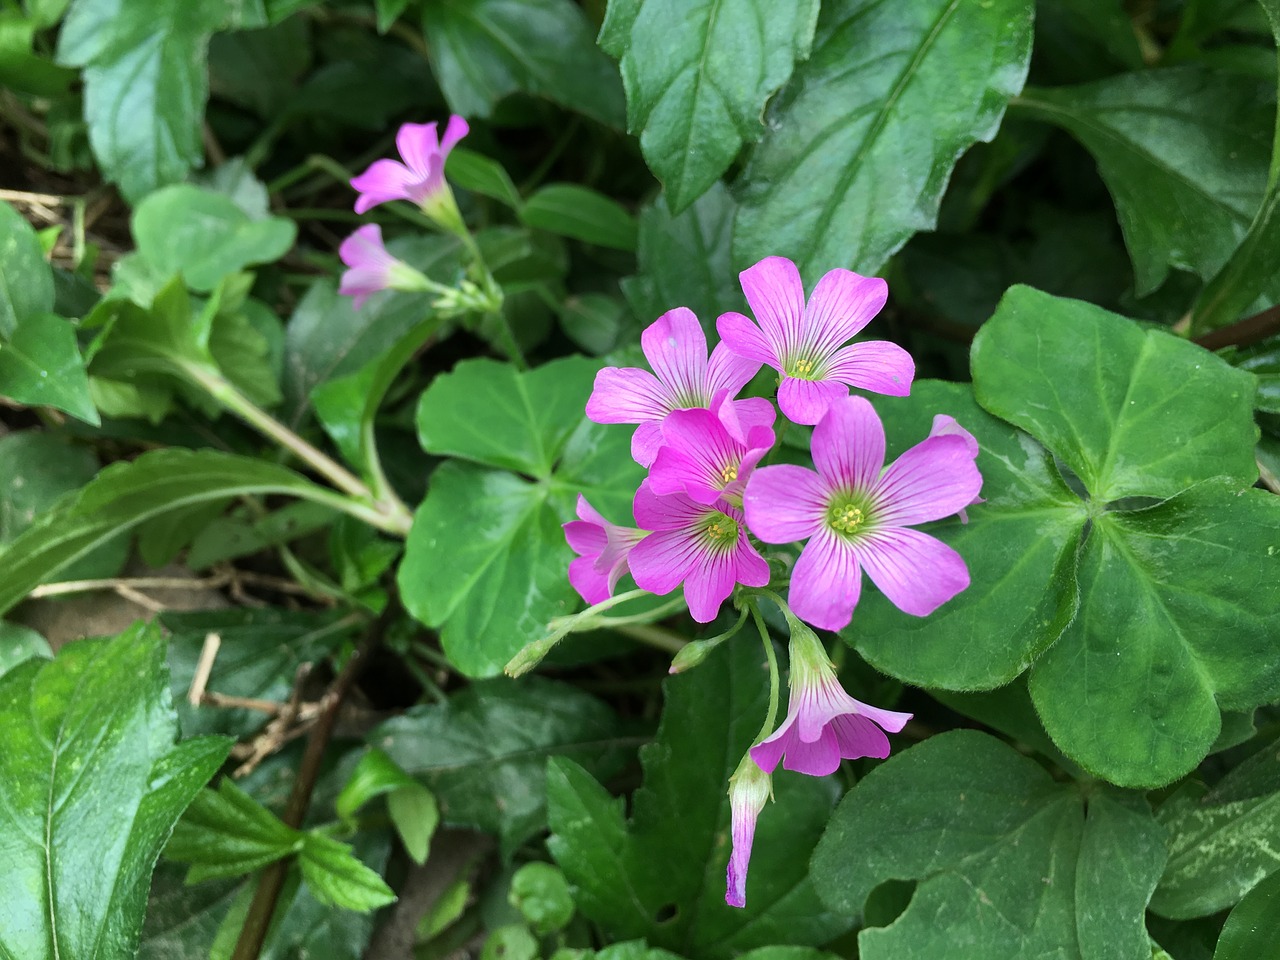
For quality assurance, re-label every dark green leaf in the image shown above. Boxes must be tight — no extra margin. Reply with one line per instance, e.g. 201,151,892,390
166,778,303,883
57,0,227,201
1013,66,1275,294
0,311,98,423
421,0,625,126
1212,868,1280,960
811,730,1166,960
0,621,231,960
547,641,850,958
0,200,54,338
298,833,396,912
521,184,638,251
972,285,1258,500
0,13,74,96
734,0,1034,279
138,862,240,960
614,0,818,212
375,677,629,856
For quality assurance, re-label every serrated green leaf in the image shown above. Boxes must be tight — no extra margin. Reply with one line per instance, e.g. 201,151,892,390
421,0,625,126
0,201,54,338
374,676,629,857
131,185,295,292
811,730,1166,960
972,285,1258,500
734,0,1034,279
846,381,1087,690
0,621,231,960
57,0,228,201
547,641,850,958
616,0,817,212
521,184,638,251
1014,66,1275,295
298,833,396,912
0,448,353,617
0,311,98,423
167,778,303,883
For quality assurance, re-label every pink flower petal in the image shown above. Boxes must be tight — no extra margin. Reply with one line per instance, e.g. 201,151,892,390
873,434,983,526
568,554,611,605
739,256,806,359
788,528,862,632
829,712,892,760
682,550,739,623
750,718,796,774
628,530,698,595
856,527,970,616
707,341,763,399
631,421,665,468
562,518,606,557
650,408,740,504
930,414,979,456
811,395,885,492
715,394,776,442
641,308,709,406
631,482,706,532
440,114,470,153
804,268,888,356
777,376,848,425
781,725,842,776
743,465,828,543
586,367,670,424
716,312,779,369
824,341,914,397
350,159,417,214
396,121,443,177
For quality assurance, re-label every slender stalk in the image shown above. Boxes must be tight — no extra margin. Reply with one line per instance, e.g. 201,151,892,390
748,598,782,744
614,622,687,654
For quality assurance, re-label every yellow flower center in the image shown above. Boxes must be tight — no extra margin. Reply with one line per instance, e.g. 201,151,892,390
828,501,865,535
720,464,738,484
703,513,740,547
788,357,819,380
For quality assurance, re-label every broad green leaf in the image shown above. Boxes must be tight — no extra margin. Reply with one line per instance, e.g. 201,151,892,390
167,778,303,883
599,0,641,58
0,200,54,338
615,0,818,212
846,381,1087,690
0,311,98,423
547,640,850,958
972,285,1257,501
521,184,638,251
1152,746,1280,919
1013,66,1275,295
0,448,352,617
1190,1,1280,332
421,0,625,126
373,677,629,856
57,0,228,201
0,620,52,678
1030,484,1280,787
415,355,598,477
131,185,295,292
0,13,74,96
0,621,231,960
1212,868,1280,960
622,183,744,328
297,834,396,912
446,148,522,209
734,0,1034,280
138,862,240,960
811,730,1167,960
510,862,574,935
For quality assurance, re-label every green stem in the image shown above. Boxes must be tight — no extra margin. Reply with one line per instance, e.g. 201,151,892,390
615,622,687,654
747,598,782,745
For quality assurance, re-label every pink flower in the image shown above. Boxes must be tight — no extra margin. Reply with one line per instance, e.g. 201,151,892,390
648,393,776,507
628,482,769,623
751,621,911,777
585,308,760,467
717,256,914,425
563,495,647,605
338,224,429,309
725,756,770,909
744,395,981,632
350,116,469,215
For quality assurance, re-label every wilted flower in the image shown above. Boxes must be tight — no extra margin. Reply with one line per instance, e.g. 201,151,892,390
563,495,647,605
725,755,771,909
744,395,981,632
338,224,433,309
717,256,914,425
350,116,469,221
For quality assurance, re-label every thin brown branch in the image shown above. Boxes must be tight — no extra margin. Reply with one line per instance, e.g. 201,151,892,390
1193,302,1280,352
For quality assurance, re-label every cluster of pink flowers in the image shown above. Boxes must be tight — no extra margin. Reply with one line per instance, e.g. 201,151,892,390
565,255,982,909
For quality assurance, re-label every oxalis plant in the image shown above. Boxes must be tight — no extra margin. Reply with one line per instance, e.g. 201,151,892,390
1,2,1280,960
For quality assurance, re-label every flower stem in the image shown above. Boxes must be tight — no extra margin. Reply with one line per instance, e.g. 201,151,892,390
747,597,782,745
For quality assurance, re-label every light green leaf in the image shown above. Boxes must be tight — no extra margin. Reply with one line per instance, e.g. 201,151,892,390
0,621,231,960
374,676,628,856
166,778,303,883
510,862,574,935
0,448,353,617
298,833,396,912
521,184,638,251
1013,66,1275,295
0,620,52,678
421,0,625,126
812,730,1167,960
446,148,522,209
547,641,850,958
615,0,818,212
388,785,439,865
0,311,98,423
335,746,441,862
972,285,1258,501
0,200,54,338
734,0,1034,279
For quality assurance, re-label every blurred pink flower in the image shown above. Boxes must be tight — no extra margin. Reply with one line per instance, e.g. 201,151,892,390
725,756,770,908
563,495,646,605
628,482,768,623
338,224,424,309
744,395,981,631
586,308,760,467
717,256,913,425
751,622,911,777
350,116,469,215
